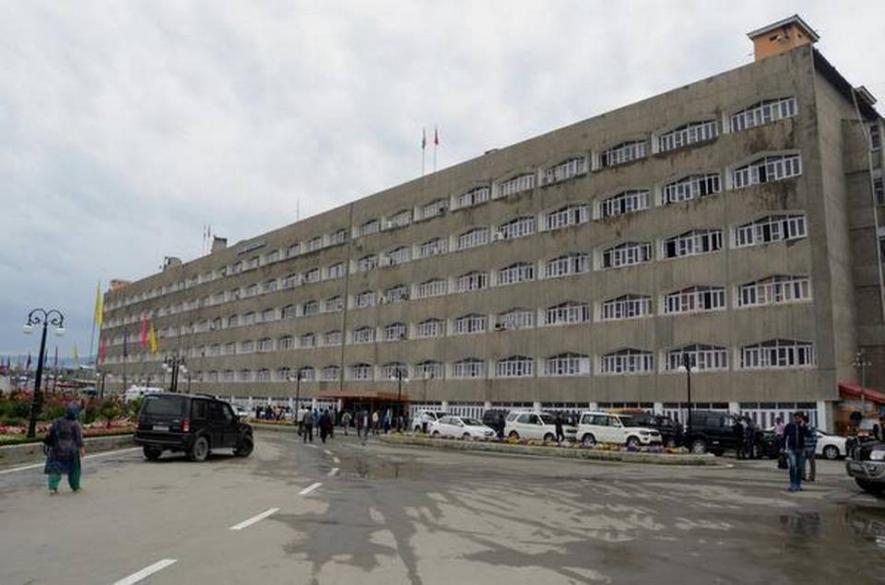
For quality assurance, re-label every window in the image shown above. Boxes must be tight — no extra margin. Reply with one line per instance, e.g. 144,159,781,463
329,228,348,245
322,365,340,381
498,216,536,239
244,284,258,297
457,271,489,292
327,263,345,279
355,290,377,308
544,353,590,377
388,209,412,228
384,322,407,341
278,335,294,350
276,367,290,381
422,198,448,219
302,300,319,316
257,338,274,352
599,190,650,218
260,308,276,322
543,157,588,185
357,254,378,272
662,229,723,258
600,349,654,374
601,242,653,269
222,370,235,382
734,215,807,247
732,154,802,188
208,371,219,383
415,360,443,379
458,228,490,250
224,343,236,356
324,296,344,313
600,140,647,167
304,268,321,283
496,308,534,330
662,174,721,205
497,262,535,286
352,326,375,344
282,274,300,289
600,295,652,321
350,363,373,380
384,284,410,303
281,304,296,320
417,278,447,298
496,356,534,378
667,344,728,371
545,302,590,326
300,332,317,348
741,339,815,369
452,358,486,379
737,275,811,307
875,177,884,205
264,279,278,293
238,369,253,382
387,246,411,265
457,186,490,208
307,236,323,252
286,243,301,257
730,97,797,132
256,369,271,382
499,174,536,198
382,362,408,379
242,312,255,325
544,204,589,231
658,120,718,152
454,313,487,335
664,286,727,314
416,318,444,338
299,367,316,381
545,253,589,278
324,330,342,346
871,123,882,151
360,219,380,236
418,237,448,258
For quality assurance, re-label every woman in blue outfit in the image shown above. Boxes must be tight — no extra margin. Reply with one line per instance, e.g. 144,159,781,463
44,403,85,494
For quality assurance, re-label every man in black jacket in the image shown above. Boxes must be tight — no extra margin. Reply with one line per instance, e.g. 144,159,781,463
783,411,807,492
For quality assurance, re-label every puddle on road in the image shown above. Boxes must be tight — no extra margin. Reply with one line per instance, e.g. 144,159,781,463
346,458,423,480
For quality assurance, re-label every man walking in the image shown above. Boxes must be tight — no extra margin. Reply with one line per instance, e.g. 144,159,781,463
341,411,352,436
803,414,817,482
783,411,807,492
302,407,314,443
554,412,565,444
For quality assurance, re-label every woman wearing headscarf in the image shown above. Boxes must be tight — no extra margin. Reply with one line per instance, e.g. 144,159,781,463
44,403,85,494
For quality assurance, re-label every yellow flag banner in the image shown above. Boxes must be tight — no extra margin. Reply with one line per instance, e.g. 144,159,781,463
72,345,80,368
148,323,158,353
93,281,104,327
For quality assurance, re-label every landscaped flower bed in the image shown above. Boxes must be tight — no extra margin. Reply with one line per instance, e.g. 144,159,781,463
424,433,689,454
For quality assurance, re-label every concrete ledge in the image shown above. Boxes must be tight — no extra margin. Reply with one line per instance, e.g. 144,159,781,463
0,434,135,467
380,434,721,466
250,422,297,433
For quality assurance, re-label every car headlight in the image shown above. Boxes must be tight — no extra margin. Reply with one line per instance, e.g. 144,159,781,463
871,450,885,462
639,430,650,436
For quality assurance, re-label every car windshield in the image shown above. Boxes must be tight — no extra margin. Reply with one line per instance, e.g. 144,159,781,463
619,415,637,426
461,418,483,426
141,395,188,416
538,414,556,424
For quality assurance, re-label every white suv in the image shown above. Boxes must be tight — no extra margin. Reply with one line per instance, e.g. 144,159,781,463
504,412,577,441
412,410,447,433
577,411,662,447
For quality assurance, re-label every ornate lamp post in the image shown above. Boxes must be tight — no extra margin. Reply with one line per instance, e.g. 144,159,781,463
22,308,65,438
681,353,694,450
288,368,303,413
853,349,872,414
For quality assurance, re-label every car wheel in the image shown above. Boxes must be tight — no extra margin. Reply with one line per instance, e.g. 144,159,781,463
188,436,210,462
581,434,596,447
234,435,254,457
691,439,707,454
462,433,471,440
856,478,885,496
543,433,555,442
823,445,839,460
143,446,162,461
508,431,520,440
432,430,441,437
626,436,641,448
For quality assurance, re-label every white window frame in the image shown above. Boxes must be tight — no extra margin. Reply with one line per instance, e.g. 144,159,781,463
545,302,590,326
732,154,802,189
601,242,652,269
543,353,590,377
498,174,536,198
457,271,489,292
658,120,718,152
737,275,811,307
452,358,486,379
360,219,380,236
418,237,448,258
497,263,535,286
415,361,443,379
544,204,589,231
496,308,534,330
545,253,589,278
383,322,407,341
350,363,373,380
498,216,536,240
454,314,487,335
322,366,340,381
352,327,375,344
422,199,448,219
663,286,727,314
387,246,411,266
327,263,345,279
457,186,491,209
300,332,317,348
357,255,378,272
599,190,650,218
600,140,647,167
302,301,319,316
324,330,342,346
662,229,723,259
355,290,377,308
458,228,490,250
662,174,721,205
730,97,797,132
417,279,448,298
600,295,652,321
666,344,728,372
740,339,815,369
543,157,588,185
734,214,807,248
600,349,654,374
416,319,444,339
495,356,535,378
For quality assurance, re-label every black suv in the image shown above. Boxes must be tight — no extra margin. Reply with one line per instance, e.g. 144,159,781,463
135,393,254,461
685,410,742,455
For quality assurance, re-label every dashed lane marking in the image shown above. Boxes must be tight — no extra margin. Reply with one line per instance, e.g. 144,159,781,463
0,447,141,475
333,456,341,464
229,507,280,531
323,449,333,456
299,482,322,496
112,559,177,585
328,467,339,477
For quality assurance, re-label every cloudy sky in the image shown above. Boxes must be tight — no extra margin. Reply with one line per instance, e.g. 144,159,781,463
1,0,883,361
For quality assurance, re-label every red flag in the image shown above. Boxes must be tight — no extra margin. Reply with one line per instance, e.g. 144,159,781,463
98,337,108,364
140,313,149,348
434,126,439,146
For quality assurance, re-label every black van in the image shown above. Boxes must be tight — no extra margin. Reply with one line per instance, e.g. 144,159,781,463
685,410,741,454
135,393,254,461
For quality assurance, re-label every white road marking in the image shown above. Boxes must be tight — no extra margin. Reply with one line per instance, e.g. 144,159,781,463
112,559,177,585
229,507,280,531
299,482,322,496
328,467,339,477
333,456,341,464
307,444,318,450
0,447,140,475
323,449,333,456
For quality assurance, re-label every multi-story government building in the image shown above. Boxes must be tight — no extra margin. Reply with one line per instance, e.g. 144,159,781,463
100,16,885,432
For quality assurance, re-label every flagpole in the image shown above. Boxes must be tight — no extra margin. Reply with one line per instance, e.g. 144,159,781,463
433,125,438,173
421,127,426,177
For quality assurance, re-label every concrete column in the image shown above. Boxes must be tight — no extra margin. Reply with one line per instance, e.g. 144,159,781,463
653,402,664,415
337,399,343,412
728,402,740,415
588,402,599,412
441,400,449,412
484,400,492,412
288,397,293,410
311,397,318,410
816,400,832,432
533,401,542,413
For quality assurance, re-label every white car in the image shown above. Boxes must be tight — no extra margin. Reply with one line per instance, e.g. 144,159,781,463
428,416,496,439
413,410,448,433
503,412,577,441
232,405,250,418
815,430,850,460
576,411,662,447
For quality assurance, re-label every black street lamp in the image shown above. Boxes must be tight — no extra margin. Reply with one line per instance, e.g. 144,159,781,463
162,354,187,393
97,370,108,397
23,308,65,438
391,367,408,424
681,353,694,450
288,368,303,413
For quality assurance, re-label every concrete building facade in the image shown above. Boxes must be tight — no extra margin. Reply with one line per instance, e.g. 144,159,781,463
99,17,885,430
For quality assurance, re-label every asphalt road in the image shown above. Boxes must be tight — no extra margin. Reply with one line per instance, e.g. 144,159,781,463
1,430,884,585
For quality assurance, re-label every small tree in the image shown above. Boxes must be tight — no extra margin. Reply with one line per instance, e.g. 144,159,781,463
98,399,121,428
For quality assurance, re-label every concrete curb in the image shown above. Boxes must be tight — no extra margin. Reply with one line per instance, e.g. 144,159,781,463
380,434,721,466
0,434,136,467
250,422,297,433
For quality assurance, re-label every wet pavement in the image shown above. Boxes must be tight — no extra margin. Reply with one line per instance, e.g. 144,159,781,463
1,430,883,584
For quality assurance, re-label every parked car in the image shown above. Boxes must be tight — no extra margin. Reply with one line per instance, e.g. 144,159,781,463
685,410,742,455
481,409,508,438
504,412,577,441
815,430,852,460
846,440,885,495
135,393,254,462
429,415,497,439
613,410,683,447
412,410,448,433
576,411,663,447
